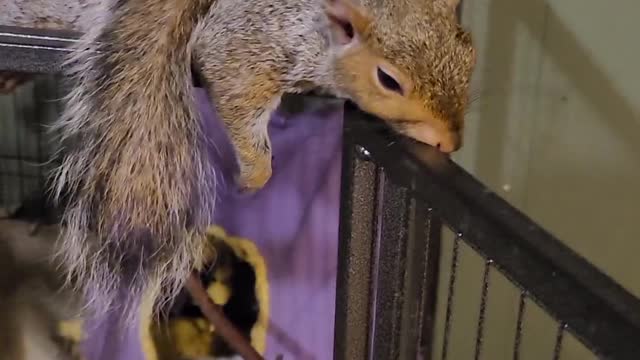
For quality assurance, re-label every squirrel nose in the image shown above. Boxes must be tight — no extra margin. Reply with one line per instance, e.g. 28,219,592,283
403,123,461,154
435,133,461,153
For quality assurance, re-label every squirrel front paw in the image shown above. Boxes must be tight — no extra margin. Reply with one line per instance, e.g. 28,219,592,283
236,153,272,192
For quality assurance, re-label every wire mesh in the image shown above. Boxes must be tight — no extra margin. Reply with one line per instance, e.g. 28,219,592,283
427,226,599,360
0,74,60,211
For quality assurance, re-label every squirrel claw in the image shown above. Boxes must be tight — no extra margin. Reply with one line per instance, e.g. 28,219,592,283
236,156,272,193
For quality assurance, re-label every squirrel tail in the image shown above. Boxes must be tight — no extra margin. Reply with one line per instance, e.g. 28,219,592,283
50,0,217,324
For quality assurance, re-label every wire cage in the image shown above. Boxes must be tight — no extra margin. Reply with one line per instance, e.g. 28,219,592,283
0,73,61,212
2,24,640,360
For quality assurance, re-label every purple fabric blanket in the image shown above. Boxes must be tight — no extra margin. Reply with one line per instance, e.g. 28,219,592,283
81,88,344,360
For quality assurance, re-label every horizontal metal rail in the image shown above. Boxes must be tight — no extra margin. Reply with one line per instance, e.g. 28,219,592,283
0,25,80,73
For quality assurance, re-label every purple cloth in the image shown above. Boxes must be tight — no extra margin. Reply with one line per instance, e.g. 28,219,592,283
81,290,148,360
82,88,343,360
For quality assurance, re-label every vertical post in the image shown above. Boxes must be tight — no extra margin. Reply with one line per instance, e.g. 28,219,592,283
335,102,443,359
368,170,410,359
369,173,442,360
333,135,378,360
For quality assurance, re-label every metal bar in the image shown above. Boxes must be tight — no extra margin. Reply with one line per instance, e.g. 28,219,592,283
368,170,436,359
0,153,45,162
512,293,527,360
342,101,640,360
334,141,378,360
418,211,442,360
0,25,80,73
32,79,46,217
474,259,492,360
12,89,26,200
368,169,408,359
441,235,460,360
552,324,567,360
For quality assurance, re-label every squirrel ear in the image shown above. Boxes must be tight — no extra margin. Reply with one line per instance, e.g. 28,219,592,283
324,0,371,46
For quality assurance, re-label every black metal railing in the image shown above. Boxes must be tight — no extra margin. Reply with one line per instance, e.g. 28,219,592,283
335,103,640,360
2,25,640,360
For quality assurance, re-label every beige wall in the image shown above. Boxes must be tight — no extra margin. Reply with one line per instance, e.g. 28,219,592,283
439,0,640,358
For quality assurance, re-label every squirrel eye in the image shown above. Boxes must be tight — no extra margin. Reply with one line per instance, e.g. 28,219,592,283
376,67,403,95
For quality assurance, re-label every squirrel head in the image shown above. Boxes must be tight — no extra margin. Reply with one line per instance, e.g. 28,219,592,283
324,0,476,153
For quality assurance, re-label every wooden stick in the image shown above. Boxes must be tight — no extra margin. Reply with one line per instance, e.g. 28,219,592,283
184,272,264,360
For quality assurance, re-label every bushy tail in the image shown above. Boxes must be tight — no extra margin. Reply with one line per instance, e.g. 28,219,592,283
50,0,217,324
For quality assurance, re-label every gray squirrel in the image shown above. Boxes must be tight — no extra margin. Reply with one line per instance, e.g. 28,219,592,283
2,0,476,323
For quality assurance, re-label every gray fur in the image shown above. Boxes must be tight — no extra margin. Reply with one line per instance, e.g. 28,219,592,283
0,0,101,32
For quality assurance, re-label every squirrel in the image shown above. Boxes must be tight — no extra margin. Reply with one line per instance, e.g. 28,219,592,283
34,0,476,324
